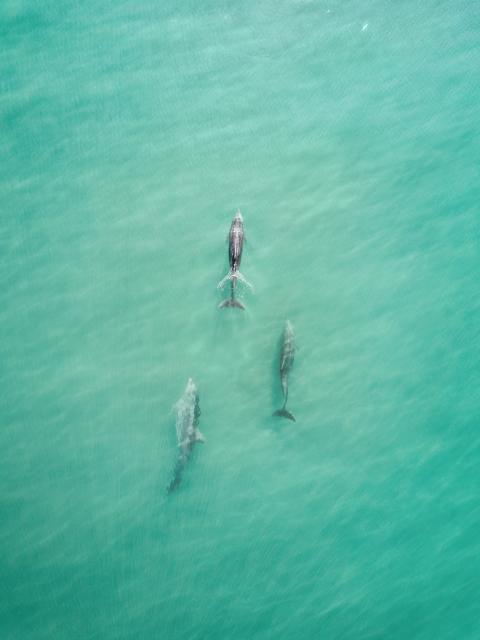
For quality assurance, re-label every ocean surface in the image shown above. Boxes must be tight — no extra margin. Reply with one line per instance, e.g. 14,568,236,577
1,1,480,638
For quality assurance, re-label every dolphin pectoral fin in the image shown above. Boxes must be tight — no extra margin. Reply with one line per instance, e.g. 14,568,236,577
217,271,237,290
273,408,296,422
236,271,253,291
217,273,230,290
217,270,253,292
195,430,206,443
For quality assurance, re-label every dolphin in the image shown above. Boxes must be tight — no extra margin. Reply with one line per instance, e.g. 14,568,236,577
218,209,252,309
167,378,205,493
273,321,296,422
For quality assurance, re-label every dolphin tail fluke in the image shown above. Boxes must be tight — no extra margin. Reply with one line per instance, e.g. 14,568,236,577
167,459,184,494
166,473,181,494
219,298,245,310
273,408,296,422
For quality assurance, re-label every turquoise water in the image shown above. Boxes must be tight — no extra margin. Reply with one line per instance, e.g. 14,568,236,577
1,1,480,638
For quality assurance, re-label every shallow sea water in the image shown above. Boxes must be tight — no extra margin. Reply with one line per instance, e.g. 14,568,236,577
1,1,480,638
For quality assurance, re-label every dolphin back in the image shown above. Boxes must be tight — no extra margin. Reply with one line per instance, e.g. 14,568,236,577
274,321,296,423
280,321,295,373
167,378,204,494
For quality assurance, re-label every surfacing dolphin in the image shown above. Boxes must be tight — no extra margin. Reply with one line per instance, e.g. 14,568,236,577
218,209,252,310
273,321,296,422
167,378,205,493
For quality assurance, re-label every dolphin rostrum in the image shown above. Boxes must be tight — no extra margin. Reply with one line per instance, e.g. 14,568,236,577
167,378,205,493
273,321,296,422
218,209,252,310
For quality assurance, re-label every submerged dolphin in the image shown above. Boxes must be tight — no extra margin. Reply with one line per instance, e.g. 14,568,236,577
273,321,296,422
218,209,252,310
167,378,205,493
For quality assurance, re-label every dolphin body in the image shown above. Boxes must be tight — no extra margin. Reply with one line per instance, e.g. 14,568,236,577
273,321,296,422
167,378,205,493
218,210,252,310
